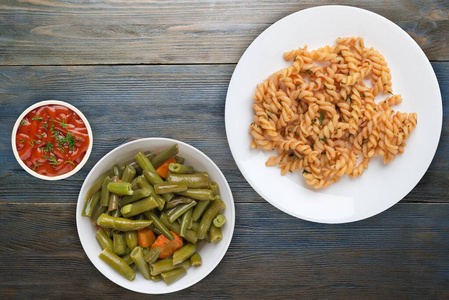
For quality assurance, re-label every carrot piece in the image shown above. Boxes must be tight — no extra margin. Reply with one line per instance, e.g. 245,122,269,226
156,157,177,178
137,228,156,248
151,231,183,259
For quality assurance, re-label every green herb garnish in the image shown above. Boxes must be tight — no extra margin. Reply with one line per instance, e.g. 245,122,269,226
21,119,26,126
299,69,314,75
319,111,324,126
42,155,59,168
31,116,43,121
42,141,53,153
33,160,40,171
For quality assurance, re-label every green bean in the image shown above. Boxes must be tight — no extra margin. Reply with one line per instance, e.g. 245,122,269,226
96,228,113,250
167,201,197,223
190,221,199,231
113,233,127,256
108,176,120,211
192,200,210,222
99,248,136,281
154,183,187,194
168,163,194,174
160,262,190,285
99,176,111,207
130,246,151,280
209,225,222,243
165,196,194,209
174,156,185,164
190,252,202,267
121,165,136,183
209,181,220,196
90,203,107,223
131,177,140,190
213,214,226,228
166,173,209,189
111,208,121,218
121,196,159,218
85,171,112,201
151,143,178,168
120,253,134,265
97,213,152,231
150,274,162,282
135,151,158,175
177,189,216,201
150,258,190,276
107,181,133,196
173,243,196,265
125,231,138,251
160,213,198,244
179,208,193,238
82,190,100,217
143,211,174,241
142,170,174,201
149,224,163,236
111,164,121,178
144,246,162,264
136,175,166,210
120,188,152,207
197,199,226,240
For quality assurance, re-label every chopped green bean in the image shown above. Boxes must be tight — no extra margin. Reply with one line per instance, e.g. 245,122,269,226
111,164,121,178
173,243,196,265
107,181,133,196
165,196,194,210
213,214,226,228
113,233,127,256
120,188,152,207
177,189,216,201
82,190,100,217
209,225,222,243
143,211,174,241
168,163,194,174
99,248,136,281
99,176,111,207
125,231,138,251
179,208,193,238
121,165,136,183
85,171,112,201
96,228,113,250
160,212,198,244
151,143,178,168
197,199,226,240
192,200,210,222
167,201,197,223
154,183,187,194
166,173,209,189
97,213,152,231
144,246,162,264
108,176,120,211
160,262,190,285
190,252,202,267
130,246,151,280
121,196,159,218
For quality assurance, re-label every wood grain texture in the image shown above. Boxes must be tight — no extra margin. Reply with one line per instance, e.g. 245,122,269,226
0,0,448,65
0,202,448,299
1,63,448,203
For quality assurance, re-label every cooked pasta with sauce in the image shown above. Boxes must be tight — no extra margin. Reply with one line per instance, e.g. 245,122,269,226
249,37,417,189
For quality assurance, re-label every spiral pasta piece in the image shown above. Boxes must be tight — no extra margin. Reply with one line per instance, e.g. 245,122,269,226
249,37,418,188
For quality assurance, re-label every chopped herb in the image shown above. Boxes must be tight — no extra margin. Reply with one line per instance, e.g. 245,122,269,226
338,60,341,64
319,111,324,126
361,138,368,145
294,55,298,61
299,69,314,74
21,119,26,126
28,140,34,147
64,161,75,167
337,51,342,56
388,91,393,95
50,117,69,128
37,133,45,138
361,92,366,98
42,141,53,153
19,138,25,143
31,116,43,121
33,160,40,171
302,169,311,174
320,137,327,143
42,155,59,168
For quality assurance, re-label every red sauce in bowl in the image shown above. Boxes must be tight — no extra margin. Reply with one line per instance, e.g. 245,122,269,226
15,104,90,177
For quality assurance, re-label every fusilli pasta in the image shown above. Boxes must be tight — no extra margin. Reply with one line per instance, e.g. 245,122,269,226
249,37,417,189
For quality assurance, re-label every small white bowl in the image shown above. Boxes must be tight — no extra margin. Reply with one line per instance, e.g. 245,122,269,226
11,100,93,180
76,137,235,294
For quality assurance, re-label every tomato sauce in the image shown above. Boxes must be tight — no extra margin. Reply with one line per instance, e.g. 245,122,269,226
15,104,90,177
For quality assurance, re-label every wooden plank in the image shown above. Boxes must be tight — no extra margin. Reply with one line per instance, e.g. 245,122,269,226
1,63,448,203
0,0,448,65
0,202,448,298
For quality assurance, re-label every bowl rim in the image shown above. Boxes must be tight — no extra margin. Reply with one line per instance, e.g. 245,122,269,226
76,137,235,294
11,100,93,181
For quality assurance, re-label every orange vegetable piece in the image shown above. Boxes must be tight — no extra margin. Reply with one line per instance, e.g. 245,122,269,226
156,157,177,178
137,228,156,248
151,231,183,259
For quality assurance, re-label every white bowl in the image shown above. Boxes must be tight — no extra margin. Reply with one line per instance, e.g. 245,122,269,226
76,137,235,294
11,100,93,180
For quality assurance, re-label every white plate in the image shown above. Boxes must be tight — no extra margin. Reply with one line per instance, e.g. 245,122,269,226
225,5,442,224
77,138,235,293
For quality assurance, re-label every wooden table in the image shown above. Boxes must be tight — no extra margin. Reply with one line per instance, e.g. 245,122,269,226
1,1,448,298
